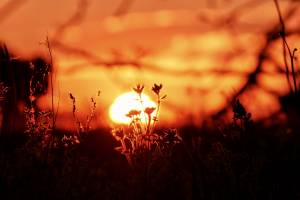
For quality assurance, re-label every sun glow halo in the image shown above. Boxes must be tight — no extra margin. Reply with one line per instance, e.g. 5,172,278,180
109,92,157,124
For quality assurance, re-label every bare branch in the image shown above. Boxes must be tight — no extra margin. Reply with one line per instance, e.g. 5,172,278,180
54,0,90,38
212,3,300,119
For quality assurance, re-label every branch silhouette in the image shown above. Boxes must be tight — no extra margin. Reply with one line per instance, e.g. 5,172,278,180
46,0,300,117
53,0,90,39
213,2,300,119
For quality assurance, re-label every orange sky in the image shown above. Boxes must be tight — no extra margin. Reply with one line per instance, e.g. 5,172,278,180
0,0,299,128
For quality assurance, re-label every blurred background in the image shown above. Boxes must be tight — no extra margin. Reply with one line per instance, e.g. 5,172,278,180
0,0,299,129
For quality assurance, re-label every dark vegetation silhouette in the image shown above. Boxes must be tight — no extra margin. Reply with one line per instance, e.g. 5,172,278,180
0,44,50,135
0,0,300,199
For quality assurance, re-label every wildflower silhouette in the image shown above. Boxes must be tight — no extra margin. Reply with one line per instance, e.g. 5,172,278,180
69,91,100,136
232,99,247,120
111,83,181,166
152,83,162,95
126,109,141,118
133,84,144,95
231,99,253,132
144,107,156,115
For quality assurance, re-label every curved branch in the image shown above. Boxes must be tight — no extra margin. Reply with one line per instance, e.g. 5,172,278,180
212,3,299,119
54,0,90,38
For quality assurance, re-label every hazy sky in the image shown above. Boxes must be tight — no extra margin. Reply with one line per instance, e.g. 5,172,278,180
0,0,298,128
0,0,260,54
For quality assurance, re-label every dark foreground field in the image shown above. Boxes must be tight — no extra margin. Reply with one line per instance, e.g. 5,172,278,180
1,108,300,200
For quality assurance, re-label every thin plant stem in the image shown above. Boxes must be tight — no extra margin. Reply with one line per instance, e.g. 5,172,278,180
282,39,293,92
46,36,56,130
138,93,148,131
151,94,160,133
44,36,56,164
274,0,298,93
284,39,298,93
146,114,151,135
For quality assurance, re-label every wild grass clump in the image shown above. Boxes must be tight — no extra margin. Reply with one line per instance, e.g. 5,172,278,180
20,60,56,163
0,82,8,101
111,83,181,166
69,90,101,136
24,68,52,137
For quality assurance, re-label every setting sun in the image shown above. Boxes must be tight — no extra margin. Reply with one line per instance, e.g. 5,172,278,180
109,92,157,124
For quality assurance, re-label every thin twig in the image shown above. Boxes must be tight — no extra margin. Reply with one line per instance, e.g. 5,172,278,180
274,0,297,93
282,37,298,92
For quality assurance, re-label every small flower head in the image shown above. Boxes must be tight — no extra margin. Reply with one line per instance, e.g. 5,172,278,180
144,107,156,115
152,83,163,95
133,84,144,95
126,109,141,118
232,99,246,119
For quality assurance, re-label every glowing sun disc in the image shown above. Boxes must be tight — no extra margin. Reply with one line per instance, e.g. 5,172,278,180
109,92,156,124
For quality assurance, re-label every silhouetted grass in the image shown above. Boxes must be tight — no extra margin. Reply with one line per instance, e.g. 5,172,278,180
1,74,300,199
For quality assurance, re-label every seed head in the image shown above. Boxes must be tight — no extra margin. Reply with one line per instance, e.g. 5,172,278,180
133,84,144,95
152,83,162,95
